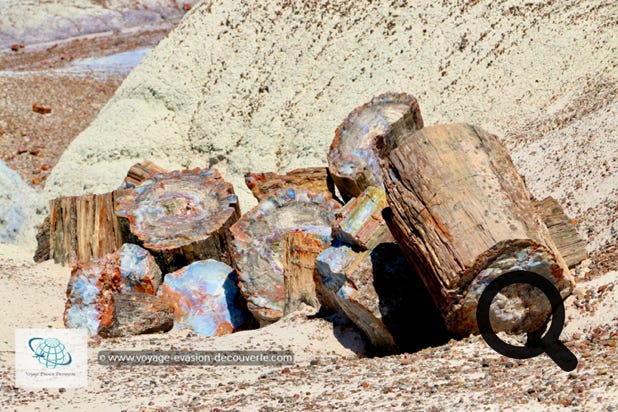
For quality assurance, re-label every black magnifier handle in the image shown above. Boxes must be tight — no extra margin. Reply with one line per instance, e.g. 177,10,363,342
542,339,578,372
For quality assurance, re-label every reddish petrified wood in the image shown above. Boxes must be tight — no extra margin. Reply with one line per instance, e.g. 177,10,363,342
327,92,423,201
230,190,339,325
244,167,337,202
115,168,240,273
46,190,130,266
282,230,330,315
119,160,168,189
380,123,575,337
98,292,174,338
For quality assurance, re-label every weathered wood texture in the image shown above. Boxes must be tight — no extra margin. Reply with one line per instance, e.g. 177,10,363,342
115,168,240,273
380,123,575,336
327,93,423,201
230,190,339,326
245,167,337,202
332,186,393,250
33,215,50,263
98,292,174,338
282,230,329,315
120,160,168,189
48,190,129,266
534,196,588,268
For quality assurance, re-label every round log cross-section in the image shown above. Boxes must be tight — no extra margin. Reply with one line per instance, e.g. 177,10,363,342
115,168,240,272
230,190,340,325
327,92,423,201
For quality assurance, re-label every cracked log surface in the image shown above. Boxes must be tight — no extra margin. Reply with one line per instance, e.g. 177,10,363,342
380,123,575,337
115,168,240,273
244,167,337,203
230,190,339,326
119,160,168,189
327,93,423,201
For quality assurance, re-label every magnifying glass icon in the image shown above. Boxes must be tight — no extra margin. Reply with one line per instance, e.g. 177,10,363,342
476,270,578,372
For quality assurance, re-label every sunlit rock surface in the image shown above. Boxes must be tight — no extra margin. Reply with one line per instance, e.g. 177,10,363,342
327,93,423,200
230,190,339,325
64,243,163,335
159,260,250,337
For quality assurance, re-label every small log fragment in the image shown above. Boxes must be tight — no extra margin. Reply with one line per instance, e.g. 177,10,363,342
332,186,392,250
534,196,588,268
115,168,240,273
282,230,330,315
380,123,575,337
327,93,423,201
48,190,130,266
119,160,168,189
230,190,339,325
245,167,337,202
33,215,50,263
98,292,174,338
158,260,251,337
64,244,163,336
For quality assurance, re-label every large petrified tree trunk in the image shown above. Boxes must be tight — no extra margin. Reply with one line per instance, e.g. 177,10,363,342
380,123,575,337
115,168,240,273
47,190,130,266
327,93,423,201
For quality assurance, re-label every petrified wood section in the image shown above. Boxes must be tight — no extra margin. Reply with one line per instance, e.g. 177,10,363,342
332,186,394,250
327,93,423,201
282,230,330,315
535,196,588,268
33,215,50,263
64,244,163,336
98,292,174,338
245,167,337,202
115,168,240,273
158,260,250,337
47,190,130,266
120,160,168,189
230,190,339,325
380,123,574,337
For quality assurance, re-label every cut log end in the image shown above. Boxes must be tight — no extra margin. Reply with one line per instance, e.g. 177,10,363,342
231,190,339,325
115,168,240,272
327,93,423,200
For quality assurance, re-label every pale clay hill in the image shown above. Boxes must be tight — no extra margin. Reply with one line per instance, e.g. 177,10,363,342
40,0,617,259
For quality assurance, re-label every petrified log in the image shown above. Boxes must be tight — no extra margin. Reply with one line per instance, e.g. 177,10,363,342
119,160,168,189
327,93,423,201
282,230,329,314
332,186,392,250
245,167,337,202
64,243,162,336
380,123,575,337
534,196,588,268
98,292,174,338
33,215,50,263
115,168,240,273
230,190,339,325
47,190,130,266
158,260,251,337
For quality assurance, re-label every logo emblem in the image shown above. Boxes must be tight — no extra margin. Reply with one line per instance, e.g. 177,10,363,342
28,337,73,368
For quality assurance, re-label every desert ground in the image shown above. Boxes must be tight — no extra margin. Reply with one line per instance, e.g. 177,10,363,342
1,0,617,411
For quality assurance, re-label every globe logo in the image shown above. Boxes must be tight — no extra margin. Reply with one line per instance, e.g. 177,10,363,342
28,337,72,368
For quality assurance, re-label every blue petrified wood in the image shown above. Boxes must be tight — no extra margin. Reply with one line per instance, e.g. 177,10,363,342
230,189,339,325
158,260,250,337
327,93,423,201
64,243,163,335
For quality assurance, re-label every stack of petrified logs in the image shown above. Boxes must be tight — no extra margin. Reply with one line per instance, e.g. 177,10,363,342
36,92,587,351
